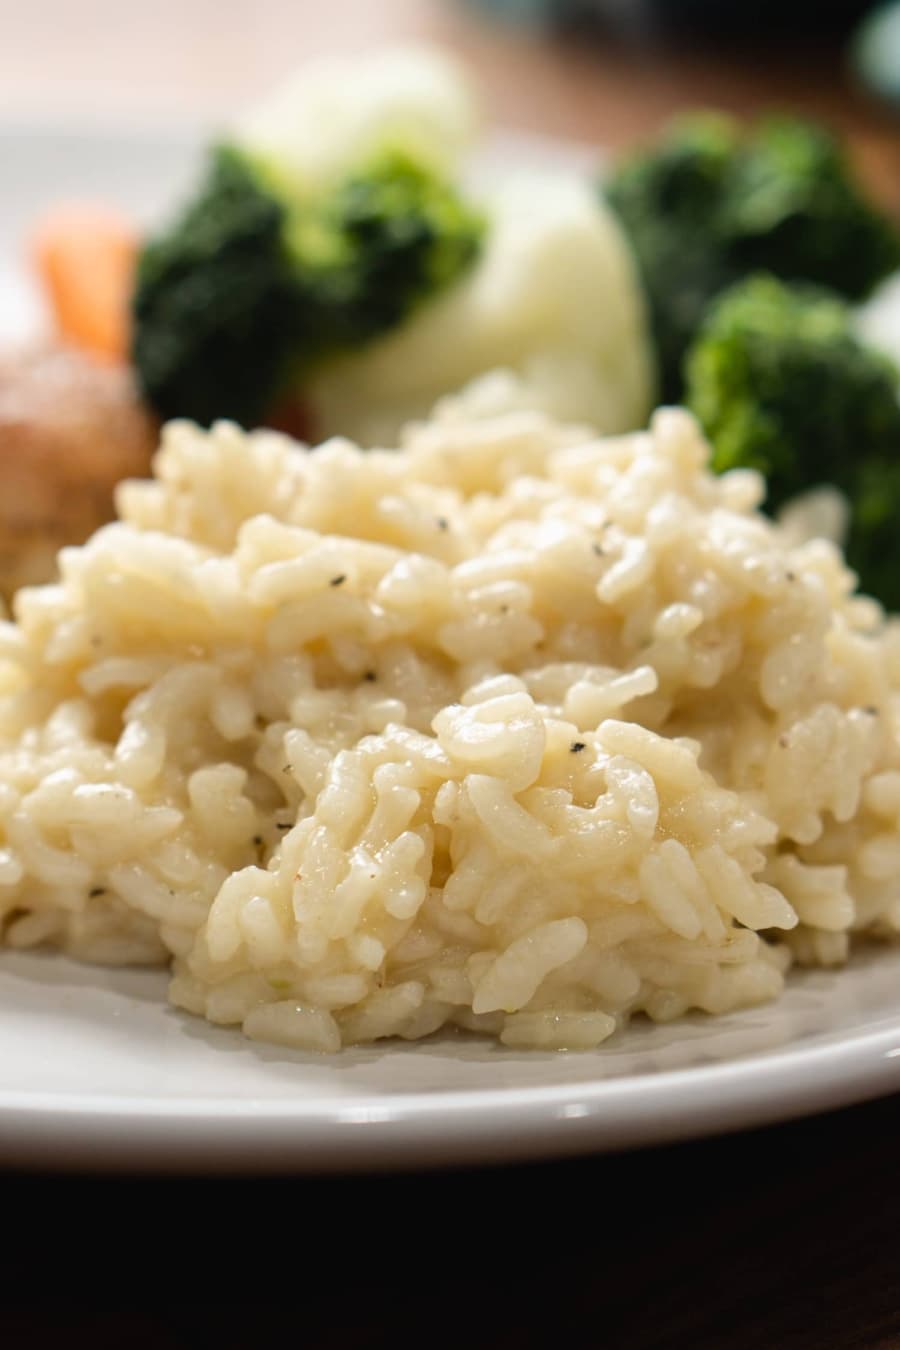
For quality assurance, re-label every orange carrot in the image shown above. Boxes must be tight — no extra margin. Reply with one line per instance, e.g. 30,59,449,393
32,204,139,363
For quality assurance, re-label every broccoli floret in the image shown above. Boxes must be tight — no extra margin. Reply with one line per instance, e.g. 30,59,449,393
132,145,484,428
290,152,484,352
605,114,739,402
722,117,900,298
685,273,900,607
133,147,301,428
604,115,900,402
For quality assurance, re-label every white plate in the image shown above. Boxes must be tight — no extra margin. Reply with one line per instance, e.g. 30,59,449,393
2,122,900,1172
2,947,900,1171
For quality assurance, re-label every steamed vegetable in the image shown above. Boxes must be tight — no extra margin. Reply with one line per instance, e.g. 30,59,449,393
34,205,138,362
606,114,900,400
131,49,486,430
604,114,737,402
130,46,657,441
305,171,654,447
685,273,900,606
133,143,484,428
720,117,900,297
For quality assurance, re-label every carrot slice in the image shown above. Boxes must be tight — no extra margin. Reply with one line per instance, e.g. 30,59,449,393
32,204,139,362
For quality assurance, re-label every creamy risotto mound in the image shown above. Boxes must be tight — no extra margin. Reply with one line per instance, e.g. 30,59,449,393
1,400,899,1051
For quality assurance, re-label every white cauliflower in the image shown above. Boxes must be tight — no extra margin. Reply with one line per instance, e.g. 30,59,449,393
233,46,655,443
234,45,480,191
307,168,655,445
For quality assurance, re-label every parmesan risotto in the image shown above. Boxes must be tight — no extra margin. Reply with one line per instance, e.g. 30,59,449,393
1,402,898,1051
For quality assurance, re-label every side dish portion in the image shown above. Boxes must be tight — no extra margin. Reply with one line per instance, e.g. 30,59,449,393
0,347,157,602
304,170,652,446
605,113,900,401
130,47,654,443
685,274,900,607
1,405,899,1050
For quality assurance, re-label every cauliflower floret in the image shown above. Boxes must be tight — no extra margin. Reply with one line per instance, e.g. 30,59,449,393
234,45,480,191
306,170,656,445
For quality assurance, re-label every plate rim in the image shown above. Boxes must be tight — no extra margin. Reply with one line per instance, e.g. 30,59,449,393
0,1001,898,1171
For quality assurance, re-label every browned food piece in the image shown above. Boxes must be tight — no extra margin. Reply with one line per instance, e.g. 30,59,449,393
0,346,158,600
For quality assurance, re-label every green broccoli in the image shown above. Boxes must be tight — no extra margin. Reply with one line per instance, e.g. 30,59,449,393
133,147,299,429
722,117,900,298
685,273,900,607
604,114,900,402
604,114,740,402
132,144,484,428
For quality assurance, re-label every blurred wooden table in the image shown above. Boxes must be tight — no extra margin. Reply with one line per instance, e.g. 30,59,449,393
2,0,900,208
2,3,900,1347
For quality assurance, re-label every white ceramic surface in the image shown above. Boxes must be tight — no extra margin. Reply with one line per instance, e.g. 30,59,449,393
2,947,900,1171
1,123,899,1172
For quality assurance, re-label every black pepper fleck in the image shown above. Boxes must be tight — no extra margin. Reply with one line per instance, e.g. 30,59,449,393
329,574,346,587
778,735,789,748
786,571,797,582
363,670,377,682
88,887,106,898
253,835,263,847
592,543,605,557
436,517,449,531
276,822,291,831
864,706,879,716
570,741,586,753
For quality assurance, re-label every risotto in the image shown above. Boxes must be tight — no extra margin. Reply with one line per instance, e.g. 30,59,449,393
1,400,899,1051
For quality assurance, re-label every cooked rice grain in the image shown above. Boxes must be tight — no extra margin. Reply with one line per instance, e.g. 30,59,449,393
1,404,899,1050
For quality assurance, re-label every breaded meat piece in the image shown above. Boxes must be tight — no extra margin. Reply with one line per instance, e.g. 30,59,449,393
0,346,157,599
